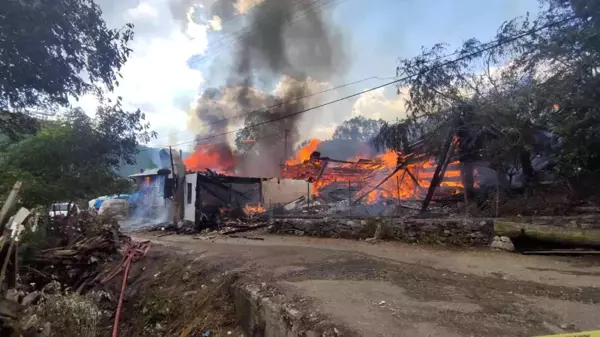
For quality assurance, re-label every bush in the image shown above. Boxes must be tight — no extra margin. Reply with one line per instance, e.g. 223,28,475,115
22,292,107,337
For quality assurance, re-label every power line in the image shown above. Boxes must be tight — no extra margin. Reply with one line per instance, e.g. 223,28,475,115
188,11,538,134
140,129,285,153
148,74,395,145
155,15,576,150
194,76,395,128
158,0,346,147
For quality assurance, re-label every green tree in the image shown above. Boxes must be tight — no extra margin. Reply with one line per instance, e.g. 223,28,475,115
234,108,296,159
497,0,600,177
374,0,600,195
332,116,385,142
0,0,134,139
0,101,155,207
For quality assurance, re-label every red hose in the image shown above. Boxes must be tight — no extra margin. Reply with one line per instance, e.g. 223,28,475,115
104,240,150,337
112,253,134,337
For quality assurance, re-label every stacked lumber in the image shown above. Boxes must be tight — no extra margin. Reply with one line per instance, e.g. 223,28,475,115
23,214,122,292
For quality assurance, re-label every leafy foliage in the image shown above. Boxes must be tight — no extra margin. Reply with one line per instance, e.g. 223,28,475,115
332,116,385,142
0,0,154,205
0,111,39,142
0,0,134,142
505,0,600,177
0,0,134,112
234,109,277,155
0,102,155,206
374,0,600,188
234,106,299,170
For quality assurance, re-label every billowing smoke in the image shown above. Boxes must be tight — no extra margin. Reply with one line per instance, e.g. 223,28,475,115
188,0,345,177
169,0,262,32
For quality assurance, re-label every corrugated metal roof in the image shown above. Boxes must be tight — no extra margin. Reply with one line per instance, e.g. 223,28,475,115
128,168,171,178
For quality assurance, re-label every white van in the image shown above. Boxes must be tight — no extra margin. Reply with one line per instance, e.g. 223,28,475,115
49,202,79,218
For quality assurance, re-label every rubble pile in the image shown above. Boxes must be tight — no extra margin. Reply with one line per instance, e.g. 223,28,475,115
0,212,133,336
279,150,465,217
23,214,121,290
281,194,457,217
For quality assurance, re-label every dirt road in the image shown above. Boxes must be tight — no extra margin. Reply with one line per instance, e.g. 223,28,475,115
134,232,600,337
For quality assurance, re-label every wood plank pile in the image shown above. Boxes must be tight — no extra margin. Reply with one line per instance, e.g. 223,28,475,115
23,214,122,293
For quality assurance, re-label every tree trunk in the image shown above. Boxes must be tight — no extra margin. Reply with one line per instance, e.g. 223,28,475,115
421,131,455,213
519,148,536,186
457,106,476,198
460,162,475,198
495,220,600,247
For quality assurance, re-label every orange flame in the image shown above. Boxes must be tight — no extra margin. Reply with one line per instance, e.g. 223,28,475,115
184,142,236,174
285,139,321,165
282,145,465,204
244,203,266,215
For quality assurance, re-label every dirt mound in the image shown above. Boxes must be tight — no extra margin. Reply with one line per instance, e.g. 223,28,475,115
101,249,242,337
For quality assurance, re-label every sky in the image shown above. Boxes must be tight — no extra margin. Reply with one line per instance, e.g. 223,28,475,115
82,0,541,151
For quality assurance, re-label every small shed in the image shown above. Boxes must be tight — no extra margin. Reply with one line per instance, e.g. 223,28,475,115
183,172,309,227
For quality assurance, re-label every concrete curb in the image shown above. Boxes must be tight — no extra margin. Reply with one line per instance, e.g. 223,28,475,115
232,280,344,337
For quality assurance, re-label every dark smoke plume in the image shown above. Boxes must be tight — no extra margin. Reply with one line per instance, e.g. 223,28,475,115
191,0,345,176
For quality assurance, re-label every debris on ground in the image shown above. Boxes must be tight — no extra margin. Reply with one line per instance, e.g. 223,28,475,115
21,214,124,295
0,210,151,337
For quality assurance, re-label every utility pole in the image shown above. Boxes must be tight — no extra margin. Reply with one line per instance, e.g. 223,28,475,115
169,146,178,224
169,146,176,191
283,129,289,164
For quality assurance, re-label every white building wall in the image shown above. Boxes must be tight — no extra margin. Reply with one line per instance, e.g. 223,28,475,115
184,173,197,222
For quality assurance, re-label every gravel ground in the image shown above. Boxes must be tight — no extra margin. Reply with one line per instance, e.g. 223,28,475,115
133,231,600,337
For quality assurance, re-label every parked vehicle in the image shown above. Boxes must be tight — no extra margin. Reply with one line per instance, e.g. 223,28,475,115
49,202,79,217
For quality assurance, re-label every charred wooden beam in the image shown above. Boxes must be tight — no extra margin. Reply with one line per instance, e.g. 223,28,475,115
319,158,361,164
354,165,404,203
314,161,329,184
405,169,420,188
222,223,267,235
420,132,456,213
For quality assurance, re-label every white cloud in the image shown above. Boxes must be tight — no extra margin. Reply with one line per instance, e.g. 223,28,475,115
126,2,159,20
77,0,210,148
310,123,337,140
350,87,408,122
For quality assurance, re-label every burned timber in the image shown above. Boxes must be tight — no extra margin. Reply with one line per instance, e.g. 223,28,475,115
170,132,600,253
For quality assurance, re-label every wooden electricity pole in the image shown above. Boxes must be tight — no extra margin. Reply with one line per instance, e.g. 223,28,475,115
169,147,179,224
283,129,289,164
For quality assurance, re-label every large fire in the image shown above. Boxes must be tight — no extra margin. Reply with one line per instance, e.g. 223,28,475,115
184,142,236,174
281,140,464,204
285,139,321,165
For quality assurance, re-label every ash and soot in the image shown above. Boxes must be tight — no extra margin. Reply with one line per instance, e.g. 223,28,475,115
185,0,345,177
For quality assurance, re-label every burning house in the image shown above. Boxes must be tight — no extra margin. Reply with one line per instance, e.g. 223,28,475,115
178,0,479,220
279,138,473,213
182,170,310,228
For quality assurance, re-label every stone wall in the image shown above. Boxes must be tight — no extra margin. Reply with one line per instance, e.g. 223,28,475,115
268,217,494,247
